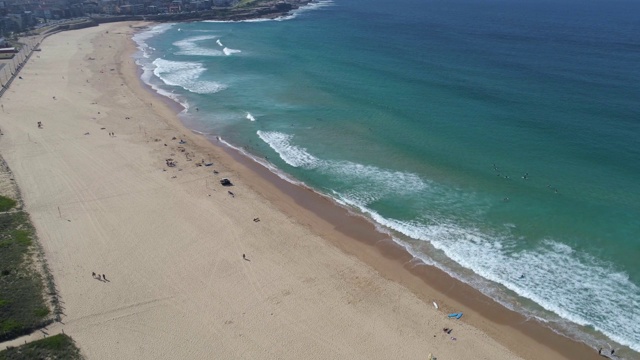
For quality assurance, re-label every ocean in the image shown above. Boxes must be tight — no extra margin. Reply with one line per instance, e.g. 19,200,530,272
133,0,640,354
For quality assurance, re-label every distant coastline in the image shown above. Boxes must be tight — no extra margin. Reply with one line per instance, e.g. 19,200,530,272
91,0,313,23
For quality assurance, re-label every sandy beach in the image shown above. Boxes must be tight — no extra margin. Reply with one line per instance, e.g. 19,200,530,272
0,22,603,359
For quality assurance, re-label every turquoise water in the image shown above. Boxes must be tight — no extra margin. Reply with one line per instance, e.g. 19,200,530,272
134,0,640,354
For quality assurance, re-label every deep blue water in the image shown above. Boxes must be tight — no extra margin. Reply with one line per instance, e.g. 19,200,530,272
134,0,640,353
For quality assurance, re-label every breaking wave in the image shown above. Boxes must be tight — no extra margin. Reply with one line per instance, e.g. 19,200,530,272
152,58,226,94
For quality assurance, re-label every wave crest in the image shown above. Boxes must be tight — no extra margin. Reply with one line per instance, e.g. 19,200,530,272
152,58,226,94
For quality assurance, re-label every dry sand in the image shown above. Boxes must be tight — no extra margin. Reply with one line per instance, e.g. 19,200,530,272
0,22,600,359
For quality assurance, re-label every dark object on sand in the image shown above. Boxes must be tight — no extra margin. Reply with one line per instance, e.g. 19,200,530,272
220,178,232,186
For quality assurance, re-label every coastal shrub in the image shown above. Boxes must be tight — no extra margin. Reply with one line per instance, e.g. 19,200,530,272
0,319,21,333
34,307,50,318
0,334,83,360
0,196,16,212
11,229,31,246
0,211,52,342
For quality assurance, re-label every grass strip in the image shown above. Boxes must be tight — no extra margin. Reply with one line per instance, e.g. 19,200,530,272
0,196,16,212
0,210,54,341
0,334,82,360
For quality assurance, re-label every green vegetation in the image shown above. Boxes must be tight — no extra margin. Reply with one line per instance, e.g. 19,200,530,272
0,210,54,341
0,334,83,360
0,196,17,212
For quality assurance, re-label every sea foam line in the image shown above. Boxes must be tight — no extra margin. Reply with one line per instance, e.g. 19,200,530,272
174,35,224,57
257,131,428,203
216,136,307,187
256,131,640,352
335,190,640,352
132,23,175,58
152,58,227,95
137,59,190,113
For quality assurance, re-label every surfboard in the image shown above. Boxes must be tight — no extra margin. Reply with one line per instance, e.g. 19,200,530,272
448,312,463,319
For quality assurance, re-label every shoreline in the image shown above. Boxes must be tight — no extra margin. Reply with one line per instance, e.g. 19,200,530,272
0,22,617,359
128,23,607,360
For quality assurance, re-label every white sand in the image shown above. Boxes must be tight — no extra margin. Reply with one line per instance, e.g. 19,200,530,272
0,23,529,359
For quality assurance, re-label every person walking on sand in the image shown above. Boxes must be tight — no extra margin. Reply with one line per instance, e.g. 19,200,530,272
102,274,107,281
92,272,96,278
242,254,246,260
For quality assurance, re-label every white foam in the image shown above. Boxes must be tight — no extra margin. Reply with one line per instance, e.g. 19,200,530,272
324,161,427,203
246,112,256,121
173,35,224,57
335,198,640,352
152,58,227,95
132,23,175,59
223,47,242,56
257,131,428,204
348,185,640,350
257,131,322,168
137,59,190,112
255,129,640,350
217,137,307,186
